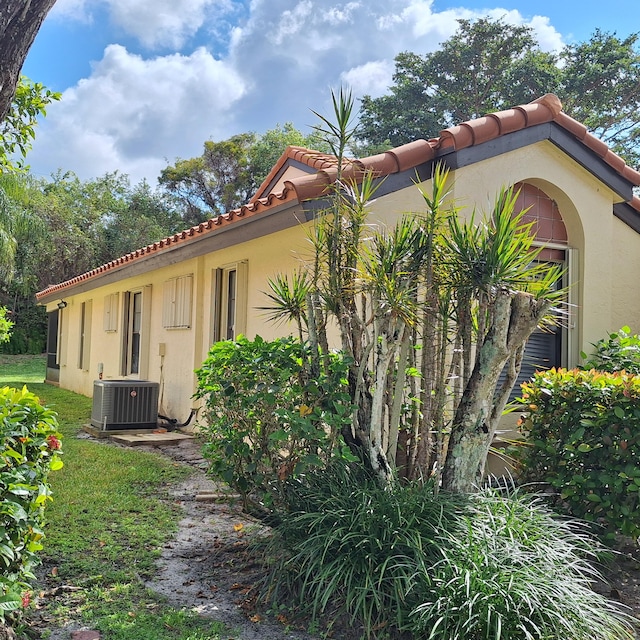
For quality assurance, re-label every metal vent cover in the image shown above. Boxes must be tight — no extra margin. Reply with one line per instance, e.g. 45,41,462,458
91,380,159,430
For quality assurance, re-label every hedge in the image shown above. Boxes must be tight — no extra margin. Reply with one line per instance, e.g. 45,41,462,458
0,386,63,620
515,368,640,540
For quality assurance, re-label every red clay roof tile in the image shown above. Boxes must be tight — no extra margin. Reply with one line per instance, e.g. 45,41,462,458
36,94,640,301
554,112,588,139
386,139,435,172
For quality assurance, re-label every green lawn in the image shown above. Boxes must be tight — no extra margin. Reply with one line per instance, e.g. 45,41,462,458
0,355,230,640
0,353,46,385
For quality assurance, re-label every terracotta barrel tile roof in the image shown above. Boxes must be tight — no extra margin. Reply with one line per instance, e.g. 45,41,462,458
385,139,435,172
36,186,298,300
36,94,640,301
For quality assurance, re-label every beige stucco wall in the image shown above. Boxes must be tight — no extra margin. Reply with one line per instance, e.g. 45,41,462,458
610,214,640,334
47,221,314,421
46,140,640,433
372,140,639,364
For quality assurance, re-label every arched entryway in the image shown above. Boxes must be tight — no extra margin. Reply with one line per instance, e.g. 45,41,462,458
506,182,569,395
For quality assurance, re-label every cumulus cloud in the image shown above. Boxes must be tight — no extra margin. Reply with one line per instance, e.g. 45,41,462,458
51,0,238,50
28,45,246,183
107,0,232,49
49,0,94,21
341,60,395,98
28,0,565,184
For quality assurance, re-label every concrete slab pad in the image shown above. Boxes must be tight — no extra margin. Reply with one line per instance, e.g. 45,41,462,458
71,631,100,640
110,431,194,446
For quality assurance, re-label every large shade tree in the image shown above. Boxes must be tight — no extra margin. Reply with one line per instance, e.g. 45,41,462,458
160,124,329,224
0,0,58,355
358,18,640,165
0,0,57,124
1,172,184,353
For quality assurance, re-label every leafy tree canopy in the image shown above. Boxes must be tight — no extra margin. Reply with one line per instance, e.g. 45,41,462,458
159,123,328,224
0,170,185,354
0,76,60,172
0,0,58,124
357,18,640,165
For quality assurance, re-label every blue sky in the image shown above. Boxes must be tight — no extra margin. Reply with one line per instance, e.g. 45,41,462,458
21,0,640,185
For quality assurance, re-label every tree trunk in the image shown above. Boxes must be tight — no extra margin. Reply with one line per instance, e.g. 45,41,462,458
0,0,58,124
441,288,552,492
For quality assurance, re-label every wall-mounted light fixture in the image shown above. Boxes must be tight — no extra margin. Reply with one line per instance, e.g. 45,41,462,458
57,300,67,310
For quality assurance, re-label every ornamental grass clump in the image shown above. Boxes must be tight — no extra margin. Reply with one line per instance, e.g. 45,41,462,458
259,462,463,638
413,488,634,640
259,464,634,640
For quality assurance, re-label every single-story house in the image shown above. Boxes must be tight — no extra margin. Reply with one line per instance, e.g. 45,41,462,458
36,94,640,430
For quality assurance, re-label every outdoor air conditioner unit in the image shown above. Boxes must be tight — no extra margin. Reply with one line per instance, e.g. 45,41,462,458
91,380,159,431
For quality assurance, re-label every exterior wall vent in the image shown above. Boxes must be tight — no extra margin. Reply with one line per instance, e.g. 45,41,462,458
91,380,159,430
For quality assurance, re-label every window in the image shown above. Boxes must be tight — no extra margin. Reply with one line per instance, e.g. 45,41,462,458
103,293,119,332
211,261,247,342
129,292,142,374
78,300,92,371
163,275,193,329
496,182,578,400
121,287,152,377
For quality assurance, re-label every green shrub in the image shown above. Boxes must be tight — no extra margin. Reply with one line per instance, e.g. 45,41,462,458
582,326,640,374
260,465,633,639
0,385,63,621
0,308,13,345
515,368,640,540
260,463,463,638
194,336,356,517
413,488,633,640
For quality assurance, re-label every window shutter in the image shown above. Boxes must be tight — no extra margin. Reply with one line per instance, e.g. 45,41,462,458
163,275,193,329
103,293,119,332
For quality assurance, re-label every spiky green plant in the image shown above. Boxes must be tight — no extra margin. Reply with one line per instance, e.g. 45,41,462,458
413,488,634,640
259,465,634,640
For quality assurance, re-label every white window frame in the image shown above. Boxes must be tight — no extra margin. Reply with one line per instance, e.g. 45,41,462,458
211,261,248,342
121,286,152,378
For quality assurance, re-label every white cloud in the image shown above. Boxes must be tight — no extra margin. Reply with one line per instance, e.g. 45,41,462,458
528,15,565,52
325,2,362,25
50,0,238,50
28,0,567,184
341,60,395,98
49,0,94,21
107,0,230,49
28,45,246,183
269,1,314,46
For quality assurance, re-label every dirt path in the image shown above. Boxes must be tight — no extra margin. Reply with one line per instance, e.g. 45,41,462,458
115,436,324,640
144,452,319,640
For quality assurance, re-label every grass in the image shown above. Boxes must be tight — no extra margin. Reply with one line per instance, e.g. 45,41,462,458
0,355,230,640
0,353,47,384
